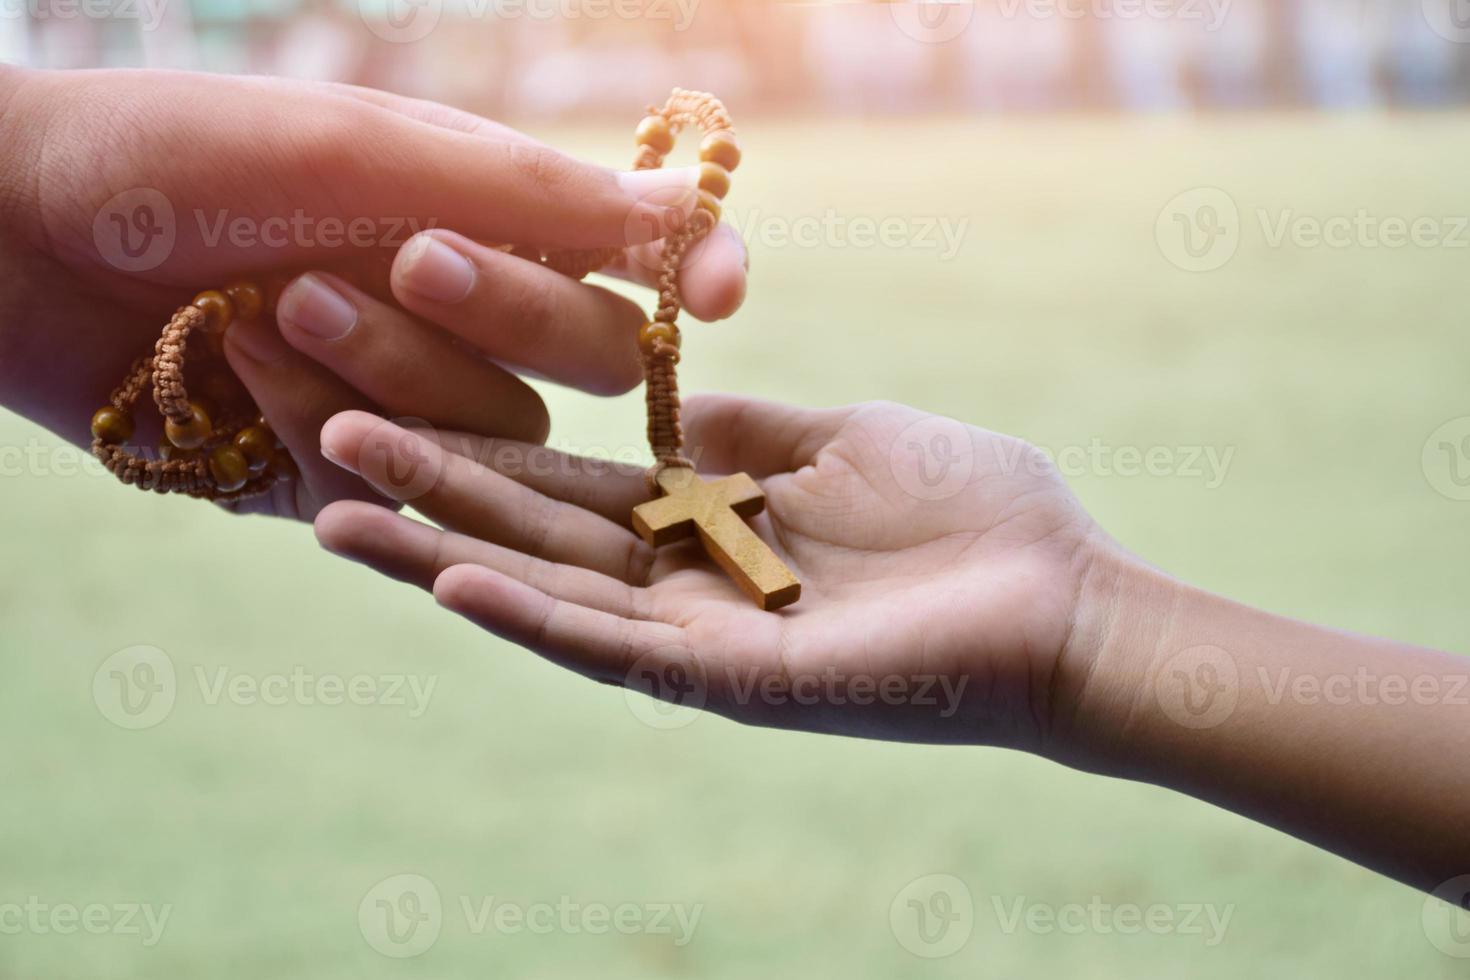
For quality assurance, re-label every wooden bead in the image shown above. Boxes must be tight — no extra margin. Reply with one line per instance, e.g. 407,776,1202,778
224,281,264,321
233,426,274,473
269,450,298,482
208,444,250,493
638,321,681,355
165,401,213,450
699,131,741,172
698,161,731,199
696,190,722,221
193,290,234,334
635,115,674,155
90,406,133,445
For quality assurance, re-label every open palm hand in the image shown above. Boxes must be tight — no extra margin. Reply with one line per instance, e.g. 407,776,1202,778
314,397,1108,746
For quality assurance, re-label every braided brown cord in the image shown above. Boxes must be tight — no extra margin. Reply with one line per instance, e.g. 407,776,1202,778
641,208,716,476
94,295,283,501
531,89,733,487
151,306,204,423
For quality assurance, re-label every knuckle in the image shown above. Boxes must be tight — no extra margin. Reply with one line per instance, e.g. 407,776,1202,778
509,144,581,194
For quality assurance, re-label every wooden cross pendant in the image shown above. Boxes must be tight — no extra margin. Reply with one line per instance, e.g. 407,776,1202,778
631,467,801,611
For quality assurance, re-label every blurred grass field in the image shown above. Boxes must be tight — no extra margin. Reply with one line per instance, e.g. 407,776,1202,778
4,114,1470,979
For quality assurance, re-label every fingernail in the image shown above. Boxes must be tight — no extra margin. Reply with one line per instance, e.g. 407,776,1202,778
616,165,699,200
618,166,698,241
721,221,749,271
396,234,475,304
278,274,357,341
321,444,354,472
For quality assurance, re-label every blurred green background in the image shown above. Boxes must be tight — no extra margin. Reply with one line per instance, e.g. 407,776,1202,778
4,114,1470,978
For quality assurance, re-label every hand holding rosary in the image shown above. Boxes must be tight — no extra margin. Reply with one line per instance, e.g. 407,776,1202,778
90,89,801,611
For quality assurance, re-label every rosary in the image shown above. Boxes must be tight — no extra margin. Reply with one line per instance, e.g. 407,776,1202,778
89,89,801,611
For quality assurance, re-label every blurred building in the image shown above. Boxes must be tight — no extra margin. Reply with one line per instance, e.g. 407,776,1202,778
3,0,1470,113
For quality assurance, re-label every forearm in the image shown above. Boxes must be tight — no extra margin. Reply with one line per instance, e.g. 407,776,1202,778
1062,551,1470,894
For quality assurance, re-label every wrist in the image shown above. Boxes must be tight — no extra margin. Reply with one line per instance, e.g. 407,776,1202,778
1044,541,1189,775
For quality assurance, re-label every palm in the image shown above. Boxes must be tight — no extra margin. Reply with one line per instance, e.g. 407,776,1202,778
317,398,1102,747
629,402,1098,744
